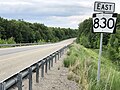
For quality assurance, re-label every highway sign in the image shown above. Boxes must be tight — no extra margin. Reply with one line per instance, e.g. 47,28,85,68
92,13,117,33
94,1,115,13
93,1,117,83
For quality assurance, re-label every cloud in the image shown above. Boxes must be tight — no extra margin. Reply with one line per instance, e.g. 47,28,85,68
25,15,91,29
0,0,92,17
0,0,119,29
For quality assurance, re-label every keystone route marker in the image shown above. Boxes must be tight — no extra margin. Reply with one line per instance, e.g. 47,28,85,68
92,13,117,33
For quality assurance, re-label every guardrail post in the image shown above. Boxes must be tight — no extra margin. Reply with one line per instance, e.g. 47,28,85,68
51,55,53,67
41,61,44,77
60,50,62,58
17,73,22,90
61,49,62,57
55,53,57,63
36,63,39,83
58,51,59,60
61,48,63,56
62,48,64,55
45,58,48,73
59,51,61,59
49,56,51,70
64,47,66,54
29,67,32,90
0,82,6,90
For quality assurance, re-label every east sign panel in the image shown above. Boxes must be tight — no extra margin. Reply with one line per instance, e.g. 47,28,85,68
92,13,117,33
94,1,115,12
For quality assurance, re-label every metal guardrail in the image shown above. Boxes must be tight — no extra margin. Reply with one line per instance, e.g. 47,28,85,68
0,45,69,90
0,43,39,47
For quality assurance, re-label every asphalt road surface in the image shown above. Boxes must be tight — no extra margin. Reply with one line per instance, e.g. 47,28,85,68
0,38,75,82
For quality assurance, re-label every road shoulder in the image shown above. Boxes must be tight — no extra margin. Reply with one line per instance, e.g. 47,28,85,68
32,55,80,90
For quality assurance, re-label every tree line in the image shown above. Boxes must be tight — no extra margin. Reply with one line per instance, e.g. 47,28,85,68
0,17,77,44
77,14,120,64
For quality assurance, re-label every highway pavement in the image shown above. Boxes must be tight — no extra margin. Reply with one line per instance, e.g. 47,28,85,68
0,38,75,82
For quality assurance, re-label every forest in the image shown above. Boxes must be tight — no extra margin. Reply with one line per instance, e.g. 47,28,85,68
0,17,77,44
77,14,120,64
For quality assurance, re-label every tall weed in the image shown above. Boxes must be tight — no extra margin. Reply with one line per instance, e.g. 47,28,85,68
64,43,120,90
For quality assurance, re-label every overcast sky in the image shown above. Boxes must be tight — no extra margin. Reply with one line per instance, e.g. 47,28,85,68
0,0,120,29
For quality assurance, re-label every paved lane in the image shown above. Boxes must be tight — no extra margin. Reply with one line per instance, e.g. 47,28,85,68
0,44,53,56
0,38,75,81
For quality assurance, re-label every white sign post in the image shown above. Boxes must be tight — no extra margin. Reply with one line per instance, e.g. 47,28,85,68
93,1,117,83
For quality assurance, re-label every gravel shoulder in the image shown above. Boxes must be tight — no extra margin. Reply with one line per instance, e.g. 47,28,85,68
32,55,80,90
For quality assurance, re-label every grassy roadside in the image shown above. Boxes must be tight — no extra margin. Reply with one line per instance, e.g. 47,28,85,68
64,43,120,90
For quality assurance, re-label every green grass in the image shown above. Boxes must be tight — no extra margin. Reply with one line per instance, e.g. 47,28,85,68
64,43,120,90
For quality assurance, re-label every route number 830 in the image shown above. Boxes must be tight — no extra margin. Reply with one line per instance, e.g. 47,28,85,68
94,17,114,29
92,13,117,33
